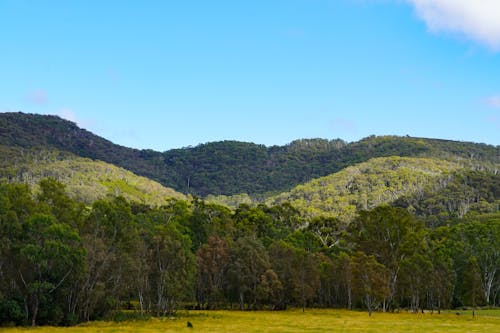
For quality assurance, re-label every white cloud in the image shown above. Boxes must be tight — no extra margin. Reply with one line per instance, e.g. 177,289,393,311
55,108,94,129
405,0,500,50
56,108,78,123
485,95,500,108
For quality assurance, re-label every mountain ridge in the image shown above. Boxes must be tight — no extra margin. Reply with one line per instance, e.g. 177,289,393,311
1,112,498,197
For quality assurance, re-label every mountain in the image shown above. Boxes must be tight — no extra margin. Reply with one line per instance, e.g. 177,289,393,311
267,156,499,224
1,112,498,197
267,156,460,221
0,145,185,204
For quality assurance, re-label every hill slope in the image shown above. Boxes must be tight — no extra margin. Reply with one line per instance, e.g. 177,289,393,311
267,156,499,223
1,112,498,197
0,145,185,204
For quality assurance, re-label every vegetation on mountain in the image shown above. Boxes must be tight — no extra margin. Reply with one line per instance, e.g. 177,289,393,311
268,157,455,221
1,112,498,197
1,112,499,327
394,170,500,227
0,179,498,326
0,145,184,204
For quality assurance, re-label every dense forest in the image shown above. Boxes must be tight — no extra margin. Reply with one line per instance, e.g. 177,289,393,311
1,112,499,326
1,112,498,196
0,145,184,205
268,156,499,224
0,179,499,326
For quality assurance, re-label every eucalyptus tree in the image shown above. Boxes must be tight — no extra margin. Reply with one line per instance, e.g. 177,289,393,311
226,237,272,310
350,251,390,316
16,214,84,326
348,205,426,309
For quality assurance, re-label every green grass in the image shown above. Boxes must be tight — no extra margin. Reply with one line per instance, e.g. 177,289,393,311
444,309,500,318
3,309,500,333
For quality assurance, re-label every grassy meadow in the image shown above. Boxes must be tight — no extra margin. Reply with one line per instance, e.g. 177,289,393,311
3,309,499,333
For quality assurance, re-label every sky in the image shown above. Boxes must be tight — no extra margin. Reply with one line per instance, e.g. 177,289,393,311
0,0,499,151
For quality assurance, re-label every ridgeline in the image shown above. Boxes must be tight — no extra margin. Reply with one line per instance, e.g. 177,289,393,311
1,112,498,197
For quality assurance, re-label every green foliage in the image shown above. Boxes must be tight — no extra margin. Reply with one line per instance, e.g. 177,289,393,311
1,112,497,197
394,170,500,227
350,251,391,316
195,236,230,309
348,206,427,308
269,156,464,222
0,178,498,326
0,298,25,325
13,213,85,326
226,237,272,310
268,241,320,310
449,215,500,306
463,257,484,313
205,193,254,209
0,146,185,205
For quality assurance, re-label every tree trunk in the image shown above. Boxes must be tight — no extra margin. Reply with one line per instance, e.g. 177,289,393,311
239,292,244,311
138,288,144,314
31,294,39,327
366,294,373,317
347,286,352,310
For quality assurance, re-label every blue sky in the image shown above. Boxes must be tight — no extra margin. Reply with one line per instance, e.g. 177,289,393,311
1,0,499,150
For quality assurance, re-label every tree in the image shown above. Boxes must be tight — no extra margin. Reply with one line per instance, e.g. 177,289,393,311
131,203,195,316
349,206,425,309
399,252,432,312
148,221,195,316
463,257,484,318
78,197,136,321
295,248,320,312
268,241,320,311
427,227,456,313
16,214,84,326
256,269,283,309
36,177,84,228
350,251,390,316
456,218,500,305
196,236,230,309
0,183,35,325
307,216,345,250
226,237,271,310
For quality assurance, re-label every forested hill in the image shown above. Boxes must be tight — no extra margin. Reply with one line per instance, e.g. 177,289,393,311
0,145,185,205
267,156,499,225
1,112,498,197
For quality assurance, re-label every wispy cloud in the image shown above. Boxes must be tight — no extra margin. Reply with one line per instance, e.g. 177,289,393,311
55,108,94,129
56,108,78,123
27,89,48,105
404,0,500,50
485,95,500,108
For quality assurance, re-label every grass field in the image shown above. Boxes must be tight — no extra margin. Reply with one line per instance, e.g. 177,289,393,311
3,309,500,333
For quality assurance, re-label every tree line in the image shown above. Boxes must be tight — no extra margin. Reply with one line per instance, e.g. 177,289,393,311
0,178,498,326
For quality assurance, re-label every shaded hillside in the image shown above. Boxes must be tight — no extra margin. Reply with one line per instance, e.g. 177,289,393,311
0,145,185,204
1,112,498,196
0,112,164,181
